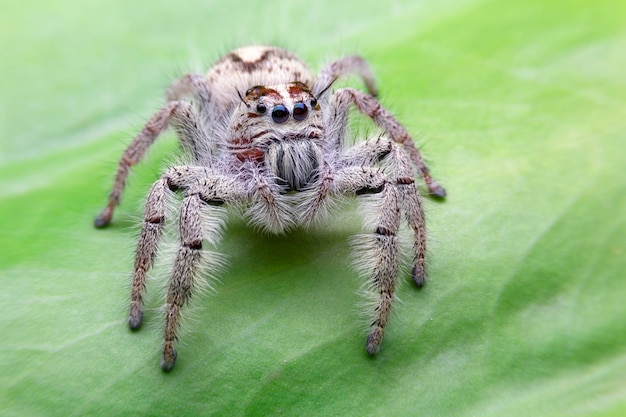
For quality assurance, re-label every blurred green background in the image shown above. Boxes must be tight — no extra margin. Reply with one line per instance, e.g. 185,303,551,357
1,0,625,416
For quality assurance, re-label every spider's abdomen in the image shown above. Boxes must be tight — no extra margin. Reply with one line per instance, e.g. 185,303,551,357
266,140,323,191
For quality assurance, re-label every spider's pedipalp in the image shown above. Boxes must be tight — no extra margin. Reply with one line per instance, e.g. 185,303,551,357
245,165,294,233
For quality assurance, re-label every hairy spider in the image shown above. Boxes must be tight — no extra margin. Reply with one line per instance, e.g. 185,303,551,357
94,46,446,371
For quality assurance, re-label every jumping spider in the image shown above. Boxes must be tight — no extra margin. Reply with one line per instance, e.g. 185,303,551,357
95,46,446,371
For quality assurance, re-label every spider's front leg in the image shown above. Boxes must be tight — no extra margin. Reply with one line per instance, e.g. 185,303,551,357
129,166,218,330
161,192,205,371
128,167,246,371
160,175,249,371
335,167,402,355
128,176,168,330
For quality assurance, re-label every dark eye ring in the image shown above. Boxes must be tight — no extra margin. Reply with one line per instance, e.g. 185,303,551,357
256,103,266,114
271,105,289,123
292,102,308,121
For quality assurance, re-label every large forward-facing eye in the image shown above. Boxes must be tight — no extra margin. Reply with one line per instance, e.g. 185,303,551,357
292,102,308,121
272,105,289,123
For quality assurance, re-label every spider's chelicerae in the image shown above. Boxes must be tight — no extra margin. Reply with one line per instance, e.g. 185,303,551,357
95,46,446,371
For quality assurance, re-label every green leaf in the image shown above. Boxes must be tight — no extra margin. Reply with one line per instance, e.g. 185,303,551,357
2,0,625,416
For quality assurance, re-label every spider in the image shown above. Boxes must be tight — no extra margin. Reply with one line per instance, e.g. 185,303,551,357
94,45,446,371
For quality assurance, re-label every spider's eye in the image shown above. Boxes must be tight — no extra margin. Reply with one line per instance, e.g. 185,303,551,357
256,103,267,114
310,98,318,108
292,102,308,121
271,105,289,123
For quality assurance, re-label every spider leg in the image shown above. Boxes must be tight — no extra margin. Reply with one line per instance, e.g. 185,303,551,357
160,174,248,371
95,71,214,228
165,73,219,142
313,55,378,97
128,177,168,330
341,136,427,286
328,88,446,198
129,166,247,371
129,166,214,330
245,164,295,233
387,141,427,287
94,101,181,228
334,166,401,355
166,73,211,103
161,192,205,372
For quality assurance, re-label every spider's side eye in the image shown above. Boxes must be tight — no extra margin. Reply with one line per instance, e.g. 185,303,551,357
310,98,318,108
292,102,308,121
271,105,289,123
256,103,267,114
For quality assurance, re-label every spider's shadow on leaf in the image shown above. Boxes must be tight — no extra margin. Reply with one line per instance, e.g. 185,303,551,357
220,215,357,283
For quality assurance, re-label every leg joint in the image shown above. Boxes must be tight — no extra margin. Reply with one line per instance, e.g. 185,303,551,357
183,241,203,250
375,226,396,236
396,177,415,185
355,184,385,195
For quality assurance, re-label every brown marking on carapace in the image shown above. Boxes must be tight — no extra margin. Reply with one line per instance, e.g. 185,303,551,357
226,50,272,73
248,129,271,141
230,136,253,146
245,85,281,101
231,128,271,145
287,81,313,99
234,148,265,162
223,48,299,74
247,112,261,118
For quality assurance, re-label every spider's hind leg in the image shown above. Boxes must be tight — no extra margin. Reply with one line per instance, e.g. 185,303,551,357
313,55,378,98
95,72,212,228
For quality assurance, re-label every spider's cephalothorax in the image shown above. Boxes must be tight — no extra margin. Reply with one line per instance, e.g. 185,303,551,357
230,82,324,192
94,46,446,371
